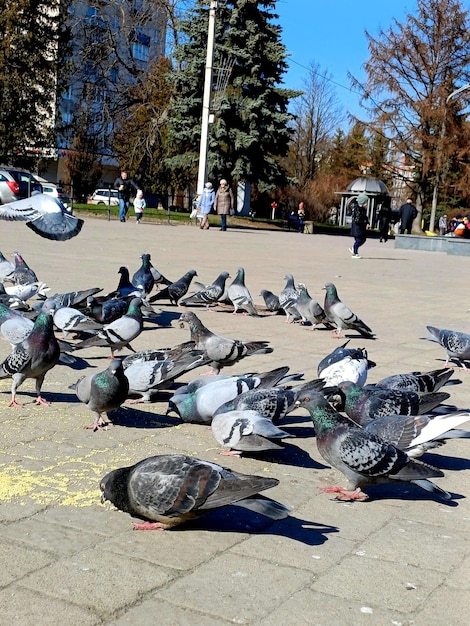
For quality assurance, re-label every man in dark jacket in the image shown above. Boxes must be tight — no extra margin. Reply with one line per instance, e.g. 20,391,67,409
114,171,139,222
349,194,369,259
399,198,418,234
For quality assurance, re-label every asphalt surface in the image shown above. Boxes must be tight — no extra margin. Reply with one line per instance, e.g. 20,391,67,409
0,216,469,625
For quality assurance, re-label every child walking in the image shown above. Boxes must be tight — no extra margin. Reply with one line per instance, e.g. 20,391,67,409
134,189,146,224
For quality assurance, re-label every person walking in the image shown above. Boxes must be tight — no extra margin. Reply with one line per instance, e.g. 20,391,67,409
297,201,306,233
399,198,418,234
214,179,234,231
114,170,139,222
197,182,215,230
133,189,146,224
438,214,447,236
349,194,369,259
377,203,391,242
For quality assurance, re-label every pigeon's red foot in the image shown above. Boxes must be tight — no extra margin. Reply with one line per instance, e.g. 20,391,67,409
133,521,164,531
35,396,50,406
220,449,242,457
8,399,23,408
319,486,368,501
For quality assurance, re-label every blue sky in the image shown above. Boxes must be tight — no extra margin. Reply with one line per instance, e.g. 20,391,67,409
275,0,418,121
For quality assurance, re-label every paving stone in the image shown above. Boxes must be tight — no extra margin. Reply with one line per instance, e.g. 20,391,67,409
110,598,226,625
0,541,54,586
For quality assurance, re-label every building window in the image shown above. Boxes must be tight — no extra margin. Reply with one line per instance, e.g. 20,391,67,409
131,42,150,62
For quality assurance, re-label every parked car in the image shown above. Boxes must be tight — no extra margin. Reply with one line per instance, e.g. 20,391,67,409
0,166,43,204
87,189,120,206
40,181,71,208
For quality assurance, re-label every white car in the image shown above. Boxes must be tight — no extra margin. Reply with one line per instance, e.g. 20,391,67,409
87,189,120,206
40,181,71,208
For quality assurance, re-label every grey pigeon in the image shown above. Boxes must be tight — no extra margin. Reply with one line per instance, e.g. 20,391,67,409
0,300,60,406
100,453,290,530
214,387,297,424
374,367,455,393
364,410,470,458
227,267,258,316
147,255,172,287
6,252,38,285
38,287,102,309
85,295,130,324
259,289,282,315
0,194,83,241
179,310,273,374
0,283,31,310
329,380,451,426
296,390,451,501
73,297,144,357
72,359,129,430
295,284,333,330
108,267,142,299
3,281,49,301
317,344,375,387
181,271,230,308
211,409,294,455
425,326,470,368
149,270,198,305
279,274,301,322
0,251,15,281
323,282,375,339
53,306,103,338
1,315,33,345
132,253,157,297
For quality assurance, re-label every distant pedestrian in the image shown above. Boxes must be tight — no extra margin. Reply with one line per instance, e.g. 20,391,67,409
377,203,391,242
214,179,234,231
297,201,306,233
133,189,146,224
438,214,447,236
399,198,418,234
197,182,215,230
349,194,369,259
114,170,139,222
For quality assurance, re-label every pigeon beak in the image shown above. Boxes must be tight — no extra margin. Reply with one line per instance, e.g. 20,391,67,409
179,321,185,329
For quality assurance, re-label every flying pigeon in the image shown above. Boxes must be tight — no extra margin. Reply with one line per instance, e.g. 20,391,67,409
296,390,451,501
211,409,294,455
279,274,301,322
323,282,375,339
73,297,144,357
259,289,282,315
227,267,258,316
373,367,455,393
364,410,470,458
0,299,60,406
0,194,83,241
53,306,103,339
328,380,451,426
180,271,230,308
295,284,333,330
72,359,129,430
178,310,273,374
100,453,290,529
424,326,470,368
0,251,15,281
317,344,376,387
6,252,38,285
149,270,198,306
132,253,157,297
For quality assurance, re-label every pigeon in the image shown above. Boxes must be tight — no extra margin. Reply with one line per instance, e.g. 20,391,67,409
0,299,60,406
328,381,451,426
123,348,207,402
53,306,103,338
214,387,297,424
295,284,333,330
296,390,451,501
364,410,470,458
259,289,282,315
178,310,273,374
85,296,130,324
0,283,31,310
317,344,376,387
1,315,34,345
73,297,144,357
149,270,198,305
6,252,38,285
108,267,142,299
180,271,230,308
0,194,83,241
147,255,172,287
279,274,301,322
38,287,102,308
373,367,455,393
323,282,375,339
227,267,258,316
132,253,157,297
4,281,49,301
100,453,290,529
72,359,129,430
424,326,470,368
0,251,15,281
211,409,294,455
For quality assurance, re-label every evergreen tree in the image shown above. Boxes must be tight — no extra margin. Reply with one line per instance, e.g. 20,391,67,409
169,0,297,193
0,0,70,165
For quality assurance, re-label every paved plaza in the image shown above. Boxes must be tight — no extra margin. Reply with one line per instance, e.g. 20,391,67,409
0,216,469,625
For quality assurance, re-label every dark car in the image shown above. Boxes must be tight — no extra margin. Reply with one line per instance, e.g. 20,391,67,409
0,166,43,204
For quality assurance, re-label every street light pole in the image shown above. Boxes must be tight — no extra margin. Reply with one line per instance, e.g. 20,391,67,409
196,1,218,198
